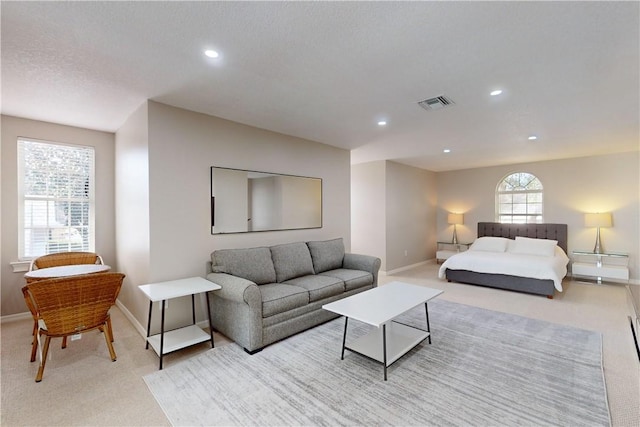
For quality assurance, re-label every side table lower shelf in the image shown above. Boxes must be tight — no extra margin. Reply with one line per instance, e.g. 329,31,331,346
146,325,212,356
572,262,629,283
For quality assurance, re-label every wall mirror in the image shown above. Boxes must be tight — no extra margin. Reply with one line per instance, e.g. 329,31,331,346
211,166,322,234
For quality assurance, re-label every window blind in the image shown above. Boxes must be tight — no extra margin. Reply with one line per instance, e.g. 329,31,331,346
18,138,95,258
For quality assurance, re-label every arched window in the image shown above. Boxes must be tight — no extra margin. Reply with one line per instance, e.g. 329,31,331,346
496,172,543,224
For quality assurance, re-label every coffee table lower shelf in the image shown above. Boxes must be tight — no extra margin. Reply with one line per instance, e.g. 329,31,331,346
146,325,211,356
346,321,429,366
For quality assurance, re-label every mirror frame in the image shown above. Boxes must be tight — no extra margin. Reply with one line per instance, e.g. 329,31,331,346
210,166,323,234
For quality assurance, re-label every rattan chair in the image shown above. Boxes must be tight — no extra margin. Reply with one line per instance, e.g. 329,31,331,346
25,251,106,351
22,272,125,382
28,251,104,271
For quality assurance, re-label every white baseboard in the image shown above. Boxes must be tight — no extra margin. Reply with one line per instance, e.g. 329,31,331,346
115,299,210,340
382,259,435,276
115,299,147,338
0,311,32,324
0,300,209,341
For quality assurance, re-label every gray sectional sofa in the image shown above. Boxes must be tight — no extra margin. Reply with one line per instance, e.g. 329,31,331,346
206,238,381,353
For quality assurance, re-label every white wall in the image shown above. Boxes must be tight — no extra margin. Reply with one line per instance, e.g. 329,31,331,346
1,115,116,316
385,161,437,271
116,101,351,329
114,103,151,324
351,160,436,272
436,152,640,280
351,161,386,268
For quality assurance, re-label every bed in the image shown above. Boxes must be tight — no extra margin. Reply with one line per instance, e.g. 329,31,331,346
438,222,569,298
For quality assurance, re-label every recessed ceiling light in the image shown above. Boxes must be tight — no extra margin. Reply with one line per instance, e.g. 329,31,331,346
204,50,219,58
443,149,451,153
528,135,538,140
377,121,387,126
490,89,503,96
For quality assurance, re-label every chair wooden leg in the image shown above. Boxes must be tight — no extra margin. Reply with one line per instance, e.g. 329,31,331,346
107,316,114,342
30,331,38,363
31,319,38,337
35,335,52,382
103,322,117,361
61,336,67,349
98,316,114,342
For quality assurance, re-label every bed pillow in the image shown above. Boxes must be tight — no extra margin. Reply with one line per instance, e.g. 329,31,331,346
468,237,509,253
510,236,558,257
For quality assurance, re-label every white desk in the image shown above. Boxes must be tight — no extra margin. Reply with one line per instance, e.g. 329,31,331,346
139,277,221,370
24,264,111,282
323,281,443,380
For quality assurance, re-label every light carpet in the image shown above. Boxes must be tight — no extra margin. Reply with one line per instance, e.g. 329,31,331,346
143,299,610,426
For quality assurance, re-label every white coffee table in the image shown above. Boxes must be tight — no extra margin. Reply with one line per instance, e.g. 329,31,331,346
323,281,443,380
139,277,221,370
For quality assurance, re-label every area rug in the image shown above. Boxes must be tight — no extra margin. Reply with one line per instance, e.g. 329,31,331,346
143,299,610,426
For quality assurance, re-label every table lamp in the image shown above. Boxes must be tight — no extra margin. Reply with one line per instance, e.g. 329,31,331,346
447,213,464,244
584,212,612,254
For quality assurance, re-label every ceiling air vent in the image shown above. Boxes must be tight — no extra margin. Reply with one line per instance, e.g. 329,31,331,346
418,95,455,111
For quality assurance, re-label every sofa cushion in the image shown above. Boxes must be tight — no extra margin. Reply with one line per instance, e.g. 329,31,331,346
270,242,315,282
319,269,373,291
211,247,276,285
259,283,309,318
306,238,345,274
284,275,345,302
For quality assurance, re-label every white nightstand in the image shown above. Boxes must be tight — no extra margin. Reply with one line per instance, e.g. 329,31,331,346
139,276,221,369
436,242,471,263
571,251,629,284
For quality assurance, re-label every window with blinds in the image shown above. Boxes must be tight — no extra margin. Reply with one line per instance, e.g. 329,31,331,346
18,138,95,259
495,172,543,224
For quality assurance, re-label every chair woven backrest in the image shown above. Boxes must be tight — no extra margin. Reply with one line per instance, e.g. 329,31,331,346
32,252,102,270
25,273,125,336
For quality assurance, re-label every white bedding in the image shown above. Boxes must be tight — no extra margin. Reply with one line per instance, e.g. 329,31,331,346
438,242,569,292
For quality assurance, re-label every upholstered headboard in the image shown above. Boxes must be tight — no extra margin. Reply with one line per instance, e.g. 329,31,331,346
477,222,568,253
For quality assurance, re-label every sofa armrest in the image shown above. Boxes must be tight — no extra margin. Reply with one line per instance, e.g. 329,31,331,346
206,272,264,351
206,273,262,309
343,253,382,286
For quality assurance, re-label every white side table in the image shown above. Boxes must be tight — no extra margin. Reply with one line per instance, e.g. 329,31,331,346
139,276,221,369
436,242,471,263
571,250,630,284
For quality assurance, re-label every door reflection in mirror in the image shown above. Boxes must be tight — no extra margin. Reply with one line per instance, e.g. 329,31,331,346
211,167,322,234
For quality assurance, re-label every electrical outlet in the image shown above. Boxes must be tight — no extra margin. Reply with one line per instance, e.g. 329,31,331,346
71,333,82,341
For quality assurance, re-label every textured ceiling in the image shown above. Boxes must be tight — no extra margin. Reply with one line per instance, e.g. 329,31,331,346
1,1,638,171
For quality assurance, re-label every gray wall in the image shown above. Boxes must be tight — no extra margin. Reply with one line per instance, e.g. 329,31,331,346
1,115,116,316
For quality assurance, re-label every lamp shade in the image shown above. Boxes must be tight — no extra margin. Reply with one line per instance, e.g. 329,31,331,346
447,213,464,225
584,213,612,228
